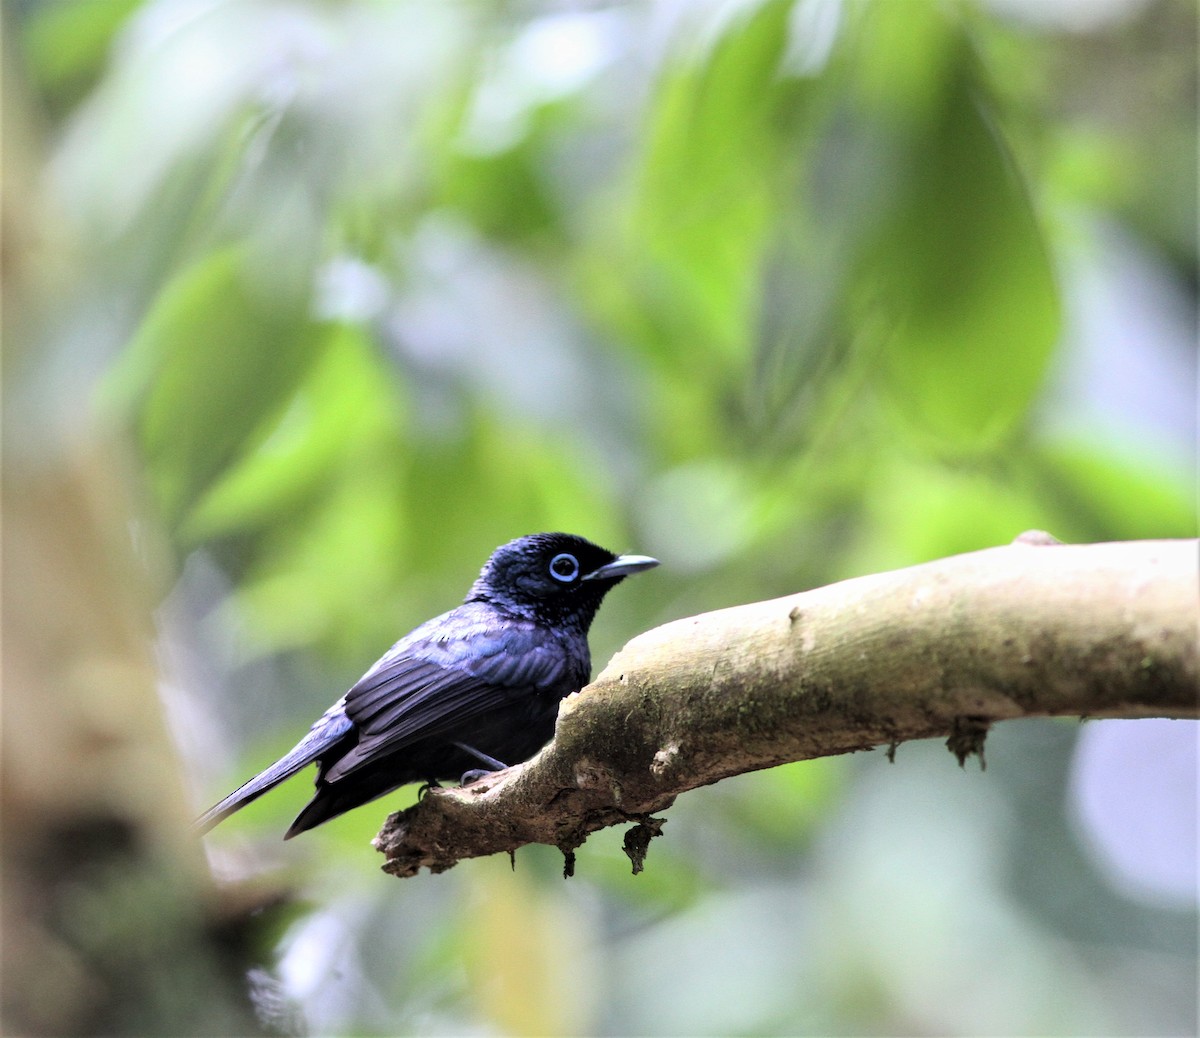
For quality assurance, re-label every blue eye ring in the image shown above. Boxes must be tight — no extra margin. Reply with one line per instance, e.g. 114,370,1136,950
549,553,580,583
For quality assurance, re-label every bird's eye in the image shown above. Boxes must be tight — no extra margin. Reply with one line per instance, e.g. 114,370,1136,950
549,553,580,583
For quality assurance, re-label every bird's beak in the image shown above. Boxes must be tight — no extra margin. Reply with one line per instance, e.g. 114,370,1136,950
583,554,660,582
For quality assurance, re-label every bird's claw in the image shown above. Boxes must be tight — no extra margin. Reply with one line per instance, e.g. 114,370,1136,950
459,769,493,786
417,780,443,800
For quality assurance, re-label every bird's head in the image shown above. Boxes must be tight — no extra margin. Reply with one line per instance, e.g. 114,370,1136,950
467,533,659,630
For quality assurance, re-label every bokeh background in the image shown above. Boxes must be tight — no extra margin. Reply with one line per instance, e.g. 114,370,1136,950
3,0,1197,1035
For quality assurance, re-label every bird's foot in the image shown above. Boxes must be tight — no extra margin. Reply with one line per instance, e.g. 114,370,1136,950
459,769,493,786
417,780,443,800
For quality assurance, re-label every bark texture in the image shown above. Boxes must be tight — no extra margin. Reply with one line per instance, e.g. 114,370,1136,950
375,537,1199,878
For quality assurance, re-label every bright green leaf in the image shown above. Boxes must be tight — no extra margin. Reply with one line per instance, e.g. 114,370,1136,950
858,32,1062,447
107,249,325,524
623,0,802,373
184,322,404,542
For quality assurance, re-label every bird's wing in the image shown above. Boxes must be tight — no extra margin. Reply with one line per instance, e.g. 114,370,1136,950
327,617,570,782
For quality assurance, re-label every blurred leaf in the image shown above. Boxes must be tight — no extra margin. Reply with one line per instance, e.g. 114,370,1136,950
461,859,596,1035
850,0,957,116
849,450,1051,571
859,36,1062,448
185,322,404,542
401,408,623,577
105,249,325,525
226,453,409,658
613,0,804,377
1036,440,1197,542
440,115,562,245
574,824,711,916
711,756,847,850
225,402,623,659
20,0,140,113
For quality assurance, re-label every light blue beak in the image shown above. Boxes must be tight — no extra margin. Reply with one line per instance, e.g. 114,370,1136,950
583,554,660,581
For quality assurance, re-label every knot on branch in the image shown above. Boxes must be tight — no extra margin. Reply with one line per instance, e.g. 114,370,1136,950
946,716,990,769
622,816,666,874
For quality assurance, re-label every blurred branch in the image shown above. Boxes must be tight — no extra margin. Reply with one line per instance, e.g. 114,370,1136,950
375,537,1199,878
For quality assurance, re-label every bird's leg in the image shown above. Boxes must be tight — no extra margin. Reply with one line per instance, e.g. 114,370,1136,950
453,741,509,785
453,741,508,770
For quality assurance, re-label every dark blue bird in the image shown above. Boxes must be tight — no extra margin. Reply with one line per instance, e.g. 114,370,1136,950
196,533,658,839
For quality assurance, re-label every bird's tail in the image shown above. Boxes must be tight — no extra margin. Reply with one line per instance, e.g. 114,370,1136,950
283,759,407,839
193,708,354,835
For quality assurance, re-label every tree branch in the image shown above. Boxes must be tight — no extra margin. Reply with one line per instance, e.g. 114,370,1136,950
375,537,1199,878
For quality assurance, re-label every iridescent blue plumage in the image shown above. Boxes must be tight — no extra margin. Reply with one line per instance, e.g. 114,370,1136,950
194,533,658,839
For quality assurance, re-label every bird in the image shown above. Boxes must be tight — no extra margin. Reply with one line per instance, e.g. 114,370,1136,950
195,533,659,839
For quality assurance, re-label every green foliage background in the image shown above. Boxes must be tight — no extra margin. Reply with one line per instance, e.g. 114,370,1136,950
6,0,1196,1035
